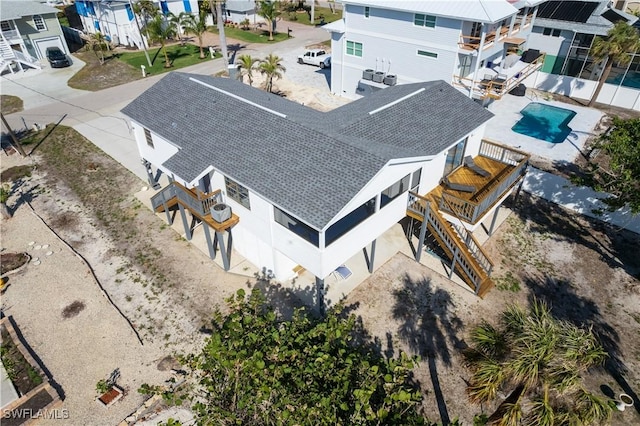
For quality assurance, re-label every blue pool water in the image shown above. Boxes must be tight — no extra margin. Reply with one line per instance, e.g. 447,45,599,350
511,102,576,143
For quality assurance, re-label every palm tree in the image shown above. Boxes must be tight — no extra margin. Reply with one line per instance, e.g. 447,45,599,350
209,0,229,64
84,32,108,64
258,0,281,41
132,0,159,44
236,54,258,85
182,11,209,59
168,12,191,45
258,53,286,92
464,299,611,425
144,14,176,68
588,22,640,107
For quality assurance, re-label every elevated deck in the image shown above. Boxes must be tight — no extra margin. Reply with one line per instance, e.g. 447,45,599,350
152,182,239,233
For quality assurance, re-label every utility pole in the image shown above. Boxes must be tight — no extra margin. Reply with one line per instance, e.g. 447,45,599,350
1,113,27,157
129,0,152,67
214,0,229,65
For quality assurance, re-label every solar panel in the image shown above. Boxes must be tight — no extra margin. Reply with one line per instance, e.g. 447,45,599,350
602,9,628,24
537,1,598,23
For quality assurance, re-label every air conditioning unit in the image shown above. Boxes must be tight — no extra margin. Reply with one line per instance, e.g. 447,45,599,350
362,69,374,80
211,203,232,223
383,74,397,86
372,71,385,83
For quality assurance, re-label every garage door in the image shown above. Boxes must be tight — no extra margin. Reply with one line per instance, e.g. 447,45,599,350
34,36,64,59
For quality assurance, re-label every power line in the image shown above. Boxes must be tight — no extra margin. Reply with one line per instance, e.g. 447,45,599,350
1,75,133,131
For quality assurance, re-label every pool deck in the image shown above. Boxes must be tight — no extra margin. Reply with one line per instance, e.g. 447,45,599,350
484,93,604,165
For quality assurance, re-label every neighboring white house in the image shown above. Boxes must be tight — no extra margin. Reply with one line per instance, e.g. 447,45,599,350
1,0,70,73
122,72,531,302
522,0,640,109
75,0,198,48
75,0,263,48
324,0,547,101
224,1,264,26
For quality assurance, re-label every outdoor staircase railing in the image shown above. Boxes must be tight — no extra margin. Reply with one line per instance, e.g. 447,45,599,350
407,192,493,295
439,140,529,224
151,182,222,218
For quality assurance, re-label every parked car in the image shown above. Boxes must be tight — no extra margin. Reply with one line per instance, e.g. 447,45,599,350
297,49,331,69
46,47,70,68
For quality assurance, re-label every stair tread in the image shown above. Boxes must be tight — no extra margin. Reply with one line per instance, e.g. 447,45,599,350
416,196,491,295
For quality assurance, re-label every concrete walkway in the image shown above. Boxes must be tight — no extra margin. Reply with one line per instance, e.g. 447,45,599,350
523,168,640,234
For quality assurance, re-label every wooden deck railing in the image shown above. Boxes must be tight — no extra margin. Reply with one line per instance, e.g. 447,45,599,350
439,140,529,224
407,192,492,294
151,182,222,217
452,53,545,100
439,196,494,276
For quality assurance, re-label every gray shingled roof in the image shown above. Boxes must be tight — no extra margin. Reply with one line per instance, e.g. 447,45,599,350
1,1,60,21
121,72,492,229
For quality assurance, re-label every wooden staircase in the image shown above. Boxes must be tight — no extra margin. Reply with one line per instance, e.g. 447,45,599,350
407,192,494,298
150,182,240,232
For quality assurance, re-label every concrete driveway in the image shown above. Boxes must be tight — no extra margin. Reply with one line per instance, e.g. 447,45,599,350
1,56,88,110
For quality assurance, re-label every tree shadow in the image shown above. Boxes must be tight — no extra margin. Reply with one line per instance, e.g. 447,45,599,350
392,273,465,425
245,270,320,320
507,193,640,278
27,116,67,156
524,274,640,415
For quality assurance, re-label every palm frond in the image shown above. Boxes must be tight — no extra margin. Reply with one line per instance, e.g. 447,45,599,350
467,359,505,404
470,321,508,358
494,402,522,426
501,303,526,336
572,388,613,425
523,396,555,426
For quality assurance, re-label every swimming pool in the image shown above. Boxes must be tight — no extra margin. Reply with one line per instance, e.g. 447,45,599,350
511,102,576,143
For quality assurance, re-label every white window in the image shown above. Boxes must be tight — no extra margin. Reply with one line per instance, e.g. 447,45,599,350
346,40,363,57
33,15,46,31
144,128,154,148
417,49,438,59
225,177,251,209
543,27,561,37
414,13,436,28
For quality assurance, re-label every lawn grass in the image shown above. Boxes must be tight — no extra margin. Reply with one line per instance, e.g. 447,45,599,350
1,95,24,114
118,43,218,75
281,6,342,26
211,26,289,43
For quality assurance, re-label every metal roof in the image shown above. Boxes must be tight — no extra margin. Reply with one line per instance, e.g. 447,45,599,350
340,0,519,23
1,0,60,21
121,72,493,229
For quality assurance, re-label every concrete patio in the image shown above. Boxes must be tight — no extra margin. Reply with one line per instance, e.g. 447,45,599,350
484,92,604,164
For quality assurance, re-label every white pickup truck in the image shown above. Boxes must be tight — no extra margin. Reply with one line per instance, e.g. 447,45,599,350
297,49,331,69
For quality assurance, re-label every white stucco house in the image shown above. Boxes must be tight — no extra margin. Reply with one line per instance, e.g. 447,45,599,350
122,72,531,305
75,0,198,48
75,0,263,48
523,0,640,109
1,0,70,73
223,1,265,26
324,0,547,101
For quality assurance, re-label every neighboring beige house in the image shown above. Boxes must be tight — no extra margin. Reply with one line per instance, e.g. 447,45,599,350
1,0,70,73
